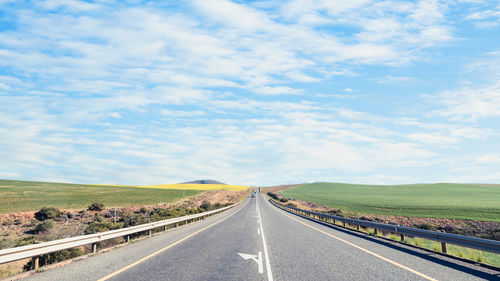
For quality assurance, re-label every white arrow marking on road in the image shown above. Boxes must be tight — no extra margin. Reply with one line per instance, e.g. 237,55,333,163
237,252,263,273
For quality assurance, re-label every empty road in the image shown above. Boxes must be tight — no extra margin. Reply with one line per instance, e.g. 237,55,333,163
23,193,499,281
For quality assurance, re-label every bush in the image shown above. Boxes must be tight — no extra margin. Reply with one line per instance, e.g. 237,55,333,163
151,208,171,218
84,221,123,234
88,202,104,211
34,207,61,221
267,192,279,200
279,198,288,203
418,223,437,231
0,238,10,250
200,200,212,211
120,213,148,227
139,207,148,214
24,248,83,271
35,220,54,233
286,202,297,208
14,236,37,247
94,215,105,222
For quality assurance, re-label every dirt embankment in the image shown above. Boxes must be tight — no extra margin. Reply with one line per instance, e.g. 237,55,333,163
271,193,500,241
0,190,245,248
0,190,246,278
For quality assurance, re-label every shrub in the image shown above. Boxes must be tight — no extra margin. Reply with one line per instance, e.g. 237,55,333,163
286,202,297,208
84,221,123,234
139,207,148,214
200,200,212,211
88,202,104,211
24,248,83,271
94,215,105,222
279,198,288,202
151,208,171,218
35,220,54,233
34,207,61,221
120,213,148,227
267,192,279,200
0,238,10,250
418,223,436,231
14,236,37,247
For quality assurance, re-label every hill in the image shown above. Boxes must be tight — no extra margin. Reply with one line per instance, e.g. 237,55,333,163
0,179,197,213
182,180,226,184
281,182,500,222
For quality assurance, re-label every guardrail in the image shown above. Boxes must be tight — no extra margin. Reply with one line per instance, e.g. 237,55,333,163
270,199,500,255
0,201,241,269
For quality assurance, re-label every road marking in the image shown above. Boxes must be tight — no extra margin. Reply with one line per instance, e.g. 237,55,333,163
271,204,438,281
237,252,263,273
258,228,261,235
97,200,248,281
257,194,274,281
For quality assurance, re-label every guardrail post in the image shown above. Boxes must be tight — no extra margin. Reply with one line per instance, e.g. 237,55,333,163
400,234,405,242
125,235,130,243
31,256,39,270
148,230,152,237
164,225,167,231
343,221,346,227
91,242,97,253
441,242,447,253
175,222,179,228
356,224,360,231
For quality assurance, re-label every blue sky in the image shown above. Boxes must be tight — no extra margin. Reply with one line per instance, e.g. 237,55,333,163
1,0,500,186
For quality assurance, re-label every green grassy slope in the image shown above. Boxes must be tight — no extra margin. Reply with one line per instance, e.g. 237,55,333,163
281,182,500,222
0,179,197,213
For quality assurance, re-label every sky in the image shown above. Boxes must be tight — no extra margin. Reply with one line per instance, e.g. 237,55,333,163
1,0,500,186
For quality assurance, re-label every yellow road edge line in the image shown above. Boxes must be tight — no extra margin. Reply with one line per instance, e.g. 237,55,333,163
97,200,248,281
271,203,439,281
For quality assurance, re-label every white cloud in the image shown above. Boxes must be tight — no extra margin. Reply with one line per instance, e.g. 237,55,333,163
253,86,302,95
475,154,500,164
432,81,500,120
407,133,459,145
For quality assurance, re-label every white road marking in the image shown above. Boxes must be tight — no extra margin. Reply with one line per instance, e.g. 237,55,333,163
258,251,263,273
258,228,261,235
257,193,274,281
237,252,263,273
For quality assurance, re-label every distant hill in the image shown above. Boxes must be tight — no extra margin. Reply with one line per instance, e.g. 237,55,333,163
182,180,227,185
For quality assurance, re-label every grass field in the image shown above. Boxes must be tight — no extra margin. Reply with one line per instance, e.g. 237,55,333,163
138,184,249,191
0,179,197,213
281,182,500,222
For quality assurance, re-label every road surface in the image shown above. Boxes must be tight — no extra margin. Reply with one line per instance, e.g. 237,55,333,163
22,193,499,281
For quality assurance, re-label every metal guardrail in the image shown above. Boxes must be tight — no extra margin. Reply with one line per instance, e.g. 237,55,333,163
270,199,500,255
0,201,241,268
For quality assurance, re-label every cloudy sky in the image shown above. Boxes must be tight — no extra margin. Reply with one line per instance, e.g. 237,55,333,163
1,0,500,186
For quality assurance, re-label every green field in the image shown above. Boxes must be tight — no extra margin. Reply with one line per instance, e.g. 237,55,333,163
0,179,198,213
281,182,500,222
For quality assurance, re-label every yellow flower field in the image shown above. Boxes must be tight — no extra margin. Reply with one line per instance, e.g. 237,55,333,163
138,184,249,191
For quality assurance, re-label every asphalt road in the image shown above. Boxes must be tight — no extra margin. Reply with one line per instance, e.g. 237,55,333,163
22,192,499,281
